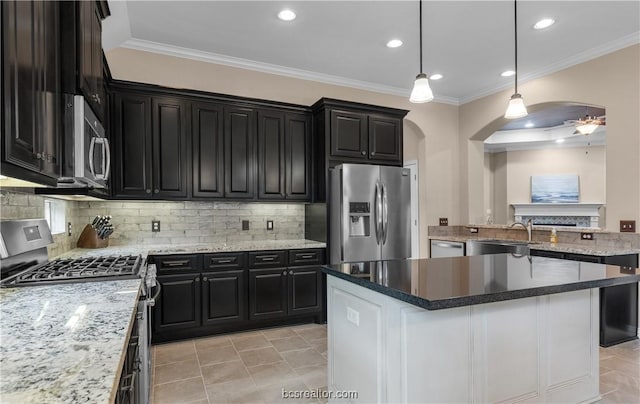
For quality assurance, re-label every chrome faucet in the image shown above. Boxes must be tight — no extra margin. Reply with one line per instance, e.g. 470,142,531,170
509,219,533,242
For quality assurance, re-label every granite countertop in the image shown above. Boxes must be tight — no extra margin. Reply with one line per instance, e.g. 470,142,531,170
0,279,141,403
54,239,326,260
429,236,640,257
323,254,640,310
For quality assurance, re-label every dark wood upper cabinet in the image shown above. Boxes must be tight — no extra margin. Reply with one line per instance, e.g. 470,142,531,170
330,110,368,159
224,106,256,199
1,0,61,185
77,0,106,122
112,92,153,197
192,102,224,198
285,113,311,201
368,115,402,162
257,110,285,199
152,97,189,198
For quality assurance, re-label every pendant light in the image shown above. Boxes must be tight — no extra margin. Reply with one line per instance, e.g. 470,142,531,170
409,0,434,103
504,0,528,119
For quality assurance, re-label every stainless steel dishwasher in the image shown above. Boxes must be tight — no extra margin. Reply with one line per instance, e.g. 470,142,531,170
429,240,465,258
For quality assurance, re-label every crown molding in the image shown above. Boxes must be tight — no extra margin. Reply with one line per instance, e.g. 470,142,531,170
119,38,460,106
460,31,640,105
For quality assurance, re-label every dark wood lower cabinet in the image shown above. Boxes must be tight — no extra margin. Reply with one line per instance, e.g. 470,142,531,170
249,268,288,320
202,270,247,326
152,249,325,343
154,273,202,333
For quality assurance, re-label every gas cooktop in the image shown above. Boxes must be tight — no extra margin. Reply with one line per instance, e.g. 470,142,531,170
1,255,143,287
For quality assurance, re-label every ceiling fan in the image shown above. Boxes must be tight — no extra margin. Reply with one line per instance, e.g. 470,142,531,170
565,115,606,135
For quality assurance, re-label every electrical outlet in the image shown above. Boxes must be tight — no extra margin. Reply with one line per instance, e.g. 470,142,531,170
266,220,274,230
620,220,636,233
581,232,594,240
67,222,72,237
152,220,161,232
346,307,360,326
439,218,448,226
242,220,250,231
469,227,479,233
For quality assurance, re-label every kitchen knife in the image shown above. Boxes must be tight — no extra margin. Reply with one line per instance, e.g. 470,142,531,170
91,216,99,227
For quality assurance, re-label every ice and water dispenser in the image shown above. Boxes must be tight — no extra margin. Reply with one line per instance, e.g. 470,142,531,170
348,202,371,237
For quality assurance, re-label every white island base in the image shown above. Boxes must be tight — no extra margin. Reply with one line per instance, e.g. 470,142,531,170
327,276,600,404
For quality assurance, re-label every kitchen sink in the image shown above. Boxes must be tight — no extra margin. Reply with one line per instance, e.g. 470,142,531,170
466,239,533,256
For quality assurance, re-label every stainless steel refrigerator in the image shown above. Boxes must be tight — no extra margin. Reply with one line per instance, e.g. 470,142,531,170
329,164,411,264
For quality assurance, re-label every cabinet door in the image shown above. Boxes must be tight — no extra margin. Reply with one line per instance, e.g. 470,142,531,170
368,115,402,164
202,270,247,326
330,110,367,159
249,268,288,320
285,113,311,201
257,110,285,199
154,273,202,333
77,0,104,121
152,97,189,198
288,266,323,316
224,107,256,198
192,102,224,198
112,92,153,197
0,1,59,172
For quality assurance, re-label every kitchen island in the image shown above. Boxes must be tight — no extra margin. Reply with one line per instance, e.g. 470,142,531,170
323,254,640,403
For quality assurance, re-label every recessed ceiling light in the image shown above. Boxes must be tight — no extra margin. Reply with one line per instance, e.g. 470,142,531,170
501,70,515,77
556,138,565,144
429,73,443,80
533,18,555,30
386,39,403,48
524,122,534,128
277,9,296,21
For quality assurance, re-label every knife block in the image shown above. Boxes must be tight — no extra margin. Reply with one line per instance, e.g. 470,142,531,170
77,224,109,248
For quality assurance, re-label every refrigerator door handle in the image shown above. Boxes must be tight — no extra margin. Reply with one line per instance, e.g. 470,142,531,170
374,182,381,244
382,183,388,244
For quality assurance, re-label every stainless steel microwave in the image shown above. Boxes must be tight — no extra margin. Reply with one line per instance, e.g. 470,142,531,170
58,95,110,188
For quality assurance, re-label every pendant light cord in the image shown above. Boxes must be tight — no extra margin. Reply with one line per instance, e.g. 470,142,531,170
514,0,518,94
419,0,423,74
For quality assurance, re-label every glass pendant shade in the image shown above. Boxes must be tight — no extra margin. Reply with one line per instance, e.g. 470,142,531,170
504,93,528,119
410,73,434,103
575,123,599,135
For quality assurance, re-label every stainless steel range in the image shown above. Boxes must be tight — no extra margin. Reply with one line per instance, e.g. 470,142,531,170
0,219,156,404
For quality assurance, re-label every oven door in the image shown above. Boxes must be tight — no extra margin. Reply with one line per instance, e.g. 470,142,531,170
73,95,110,188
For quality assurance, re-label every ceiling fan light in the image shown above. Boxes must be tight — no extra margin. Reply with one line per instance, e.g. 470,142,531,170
576,123,599,135
410,73,434,103
504,93,528,119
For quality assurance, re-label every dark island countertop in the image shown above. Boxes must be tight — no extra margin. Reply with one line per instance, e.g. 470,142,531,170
323,254,640,310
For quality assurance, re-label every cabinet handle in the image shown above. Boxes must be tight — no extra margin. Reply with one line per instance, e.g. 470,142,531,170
146,189,151,194
282,271,287,276
203,277,208,281
257,255,276,261
361,151,366,155
299,254,314,259
165,260,189,267
216,259,232,264
195,278,200,282
154,189,159,194
371,152,375,156
289,270,293,275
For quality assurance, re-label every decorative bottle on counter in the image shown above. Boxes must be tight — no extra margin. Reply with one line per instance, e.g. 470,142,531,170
550,227,558,244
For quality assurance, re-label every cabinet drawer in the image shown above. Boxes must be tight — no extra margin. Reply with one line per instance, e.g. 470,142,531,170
288,249,326,266
249,251,287,268
203,252,247,271
153,254,201,273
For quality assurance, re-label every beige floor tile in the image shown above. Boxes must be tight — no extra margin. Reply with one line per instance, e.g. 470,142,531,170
155,340,197,366
201,359,250,385
308,339,327,355
247,360,297,387
206,377,260,404
232,333,272,352
600,388,640,404
262,326,298,340
295,365,328,390
194,335,232,350
270,335,311,352
152,376,208,404
259,378,318,403
239,346,283,367
600,356,640,379
281,348,327,369
154,358,202,385
295,327,327,342
196,344,240,366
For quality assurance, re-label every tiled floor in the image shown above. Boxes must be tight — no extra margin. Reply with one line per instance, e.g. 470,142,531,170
151,324,640,404
151,323,328,404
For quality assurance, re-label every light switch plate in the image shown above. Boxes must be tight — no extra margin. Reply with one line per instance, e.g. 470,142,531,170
242,220,250,231
266,220,274,230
